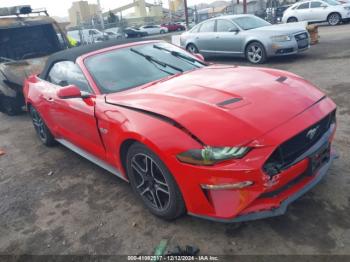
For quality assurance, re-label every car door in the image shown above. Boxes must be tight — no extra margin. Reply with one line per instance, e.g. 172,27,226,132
142,26,153,34
214,19,244,55
151,26,160,34
310,1,329,21
295,2,311,21
195,20,216,54
46,61,106,159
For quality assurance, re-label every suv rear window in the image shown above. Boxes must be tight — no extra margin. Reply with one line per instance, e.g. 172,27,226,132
0,24,65,61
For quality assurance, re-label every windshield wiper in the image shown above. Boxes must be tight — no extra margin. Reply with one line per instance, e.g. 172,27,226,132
153,44,205,67
130,48,183,74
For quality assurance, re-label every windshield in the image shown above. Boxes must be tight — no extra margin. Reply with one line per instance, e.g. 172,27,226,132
85,42,206,94
232,16,271,30
323,0,340,5
0,24,66,61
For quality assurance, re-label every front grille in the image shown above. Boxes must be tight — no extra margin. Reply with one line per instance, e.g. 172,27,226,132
263,110,336,176
260,143,330,199
295,32,309,49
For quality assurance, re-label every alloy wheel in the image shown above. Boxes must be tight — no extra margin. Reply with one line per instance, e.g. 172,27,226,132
328,13,340,26
247,45,263,63
187,44,198,54
131,153,170,211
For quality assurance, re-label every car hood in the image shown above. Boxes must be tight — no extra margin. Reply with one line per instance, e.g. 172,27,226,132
250,24,307,34
0,56,48,86
105,65,324,146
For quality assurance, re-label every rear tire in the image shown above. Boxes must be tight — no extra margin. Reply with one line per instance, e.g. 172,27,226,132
186,43,199,54
287,17,298,23
29,106,56,146
328,13,341,26
126,142,186,220
0,96,23,116
245,41,267,64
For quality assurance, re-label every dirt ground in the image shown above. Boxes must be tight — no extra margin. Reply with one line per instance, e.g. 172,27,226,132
0,24,349,256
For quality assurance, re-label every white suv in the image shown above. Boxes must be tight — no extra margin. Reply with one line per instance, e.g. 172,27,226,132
282,0,350,25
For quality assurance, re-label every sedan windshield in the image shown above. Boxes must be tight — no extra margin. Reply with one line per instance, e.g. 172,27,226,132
85,43,206,94
232,16,271,30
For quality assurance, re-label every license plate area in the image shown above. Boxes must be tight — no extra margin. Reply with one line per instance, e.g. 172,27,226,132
308,143,330,175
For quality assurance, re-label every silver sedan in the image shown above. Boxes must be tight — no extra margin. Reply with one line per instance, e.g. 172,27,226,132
180,15,310,64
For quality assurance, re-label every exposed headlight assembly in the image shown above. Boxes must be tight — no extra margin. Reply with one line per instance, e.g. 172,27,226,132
271,35,291,42
177,146,251,166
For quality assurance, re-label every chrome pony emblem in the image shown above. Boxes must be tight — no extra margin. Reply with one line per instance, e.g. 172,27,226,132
306,126,319,140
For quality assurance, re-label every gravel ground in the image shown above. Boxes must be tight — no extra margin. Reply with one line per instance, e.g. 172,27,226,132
0,24,349,256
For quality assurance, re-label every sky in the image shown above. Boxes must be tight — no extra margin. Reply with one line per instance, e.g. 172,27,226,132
0,0,210,17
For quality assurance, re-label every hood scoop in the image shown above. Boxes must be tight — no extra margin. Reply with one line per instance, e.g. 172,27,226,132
217,97,242,107
276,76,288,83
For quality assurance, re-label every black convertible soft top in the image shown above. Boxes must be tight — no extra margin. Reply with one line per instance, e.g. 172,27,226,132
39,37,161,79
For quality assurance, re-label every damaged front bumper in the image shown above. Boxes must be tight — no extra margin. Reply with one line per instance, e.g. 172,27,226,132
203,152,336,223
189,124,337,223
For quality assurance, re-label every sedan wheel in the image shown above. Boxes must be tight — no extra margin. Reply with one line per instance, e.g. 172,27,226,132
328,13,341,26
287,17,298,23
186,43,199,54
29,106,56,146
126,143,185,220
246,42,266,64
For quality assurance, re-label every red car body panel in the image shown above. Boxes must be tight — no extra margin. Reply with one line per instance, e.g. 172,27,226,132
161,23,185,31
23,40,337,221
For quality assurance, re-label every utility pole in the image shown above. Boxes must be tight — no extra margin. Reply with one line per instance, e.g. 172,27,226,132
184,0,189,29
243,0,247,14
97,0,104,30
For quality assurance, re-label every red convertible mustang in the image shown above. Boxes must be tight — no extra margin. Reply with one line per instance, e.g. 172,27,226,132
24,39,337,222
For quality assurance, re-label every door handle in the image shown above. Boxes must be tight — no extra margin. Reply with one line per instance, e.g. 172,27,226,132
216,36,220,39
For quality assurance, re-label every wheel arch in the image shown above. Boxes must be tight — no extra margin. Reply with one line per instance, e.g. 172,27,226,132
287,16,298,22
244,39,267,55
119,138,138,179
327,12,342,21
186,42,197,50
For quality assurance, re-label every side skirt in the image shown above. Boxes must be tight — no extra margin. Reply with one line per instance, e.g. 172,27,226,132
56,138,128,182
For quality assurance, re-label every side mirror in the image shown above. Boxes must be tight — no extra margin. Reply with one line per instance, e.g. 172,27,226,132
321,4,328,8
229,28,239,33
57,85,82,99
193,53,205,61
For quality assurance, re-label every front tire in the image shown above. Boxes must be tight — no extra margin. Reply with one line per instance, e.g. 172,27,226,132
245,42,267,64
29,106,56,146
160,30,165,34
126,143,186,220
328,13,341,26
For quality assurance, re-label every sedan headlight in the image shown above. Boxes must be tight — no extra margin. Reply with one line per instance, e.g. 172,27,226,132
270,35,291,42
177,146,251,166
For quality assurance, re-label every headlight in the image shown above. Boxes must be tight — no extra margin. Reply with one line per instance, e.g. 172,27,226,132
270,35,291,42
344,6,350,10
177,146,251,166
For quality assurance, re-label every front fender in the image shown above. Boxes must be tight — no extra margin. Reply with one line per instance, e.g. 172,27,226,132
95,101,202,183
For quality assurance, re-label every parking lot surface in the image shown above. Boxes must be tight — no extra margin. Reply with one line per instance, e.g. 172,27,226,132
0,24,349,255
